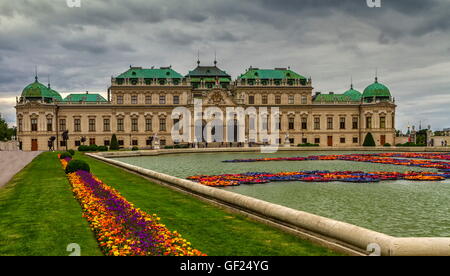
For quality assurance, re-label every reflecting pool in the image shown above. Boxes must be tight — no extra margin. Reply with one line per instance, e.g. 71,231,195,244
113,151,450,237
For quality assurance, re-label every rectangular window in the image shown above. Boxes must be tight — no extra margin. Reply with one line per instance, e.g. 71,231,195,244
131,95,138,104
301,95,308,104
89,138,96,146
145,95,152,104
75,140,81,147
159,95,166,104
352,117,358,129
353,137,358,144
18,119,23,132
249,95,255,104
159,118,166,131
59,119,66,132
301,117,308,130
380,116,386,129
262,115,268,131
118,140,124,146
262,95,268,104
288,117,295,130
314,138,320,144
173,95,180,105
89,119,96,132
340,117,346,130
173,118,180,131
104,140,110,146
47,118,53,132
314,117,320,130
340,137,346,144
288,95,294,104
60,141,66,147
103,119,110,132
74,119,81,132
145,118,152,132
327,117,333,130
302,138,308,144
160,139,166,146
117,95,123,104
131,118,138,132
132,140,138,146
275,95,281,105
366,117,372,129
117,118,124,132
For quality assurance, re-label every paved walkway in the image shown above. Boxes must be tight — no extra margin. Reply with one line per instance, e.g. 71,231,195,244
0,151,42,188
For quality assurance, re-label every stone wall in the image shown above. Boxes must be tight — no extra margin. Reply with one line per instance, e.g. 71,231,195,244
0,141,19,151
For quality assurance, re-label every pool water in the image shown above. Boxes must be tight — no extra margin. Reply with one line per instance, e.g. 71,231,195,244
113,151,450,237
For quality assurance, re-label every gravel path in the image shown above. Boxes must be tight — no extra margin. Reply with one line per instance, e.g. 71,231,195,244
0,151,42,188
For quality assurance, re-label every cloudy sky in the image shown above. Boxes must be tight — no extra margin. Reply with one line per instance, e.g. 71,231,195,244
0,0,449,131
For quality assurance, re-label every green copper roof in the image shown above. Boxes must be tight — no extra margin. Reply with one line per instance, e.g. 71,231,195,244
313,94,357,103
190,77,231,83
116,67,183,79
21,79,63,101
363,78,391,98
343,86,362,101
64,93,107,102
186,66,231,78
239,68,306,80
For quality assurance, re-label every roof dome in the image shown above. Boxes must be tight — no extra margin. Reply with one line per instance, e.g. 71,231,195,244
21,77,62,101
363,78,391,99
343,85,362,101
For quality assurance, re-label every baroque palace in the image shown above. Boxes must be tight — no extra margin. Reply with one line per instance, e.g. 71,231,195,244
15,60,396,151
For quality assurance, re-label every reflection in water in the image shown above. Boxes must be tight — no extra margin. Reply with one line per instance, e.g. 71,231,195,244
113,151,450,237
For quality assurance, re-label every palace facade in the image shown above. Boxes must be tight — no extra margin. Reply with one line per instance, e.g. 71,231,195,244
15,61,396,151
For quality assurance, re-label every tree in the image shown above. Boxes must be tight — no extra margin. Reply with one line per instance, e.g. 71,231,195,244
363,132,376,147
110,134,119,150
0,117,14,141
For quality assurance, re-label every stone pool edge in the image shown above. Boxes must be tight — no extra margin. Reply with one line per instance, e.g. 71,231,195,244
97,146,450,159
87,151,450,256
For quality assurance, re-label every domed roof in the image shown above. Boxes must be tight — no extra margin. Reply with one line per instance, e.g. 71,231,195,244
363,78,391,99
21,77,63,101
343,85,362,101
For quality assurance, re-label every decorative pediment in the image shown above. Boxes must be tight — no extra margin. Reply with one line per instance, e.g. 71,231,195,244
205,89,237,106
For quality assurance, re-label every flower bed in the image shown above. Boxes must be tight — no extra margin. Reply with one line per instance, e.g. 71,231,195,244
222,153,450,173
197,153,450,187
59,155,205,256
187,170,450,187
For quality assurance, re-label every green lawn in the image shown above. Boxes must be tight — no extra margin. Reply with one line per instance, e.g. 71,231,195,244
77,154,341,256
0,151,340,256
0,152,102,256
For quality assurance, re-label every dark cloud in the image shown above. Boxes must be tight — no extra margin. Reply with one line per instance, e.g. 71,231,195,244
0,0,449,130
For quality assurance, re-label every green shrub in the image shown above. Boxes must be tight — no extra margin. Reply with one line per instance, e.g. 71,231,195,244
131,146,139,151
78,145,90,152
363,133,376,147
383,143,391,147
97,146,108,152
68,149,75,156
65,160,90,174
59,152,72,159
110,134,119,150
88,145,98,152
